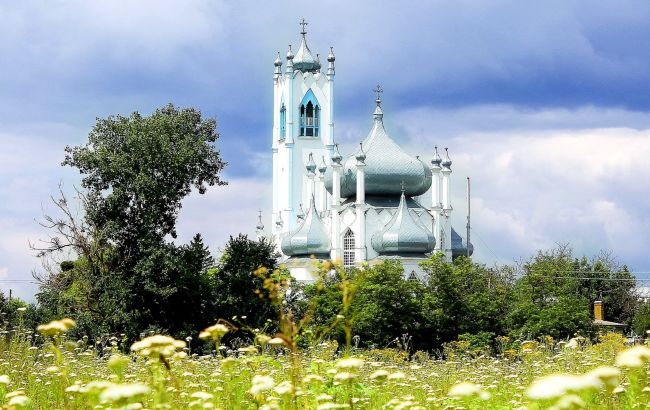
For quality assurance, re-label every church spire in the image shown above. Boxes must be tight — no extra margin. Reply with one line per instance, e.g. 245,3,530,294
292,18,321,73
372,84,384,120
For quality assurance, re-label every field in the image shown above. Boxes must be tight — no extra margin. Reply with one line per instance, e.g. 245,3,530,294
0,320,648,409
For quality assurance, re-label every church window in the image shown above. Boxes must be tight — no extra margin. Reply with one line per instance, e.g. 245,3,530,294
343,229,355,268
299,89,319,137
279,104,286,140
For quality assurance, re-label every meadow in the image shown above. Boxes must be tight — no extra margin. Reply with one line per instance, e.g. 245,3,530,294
0,318,648,409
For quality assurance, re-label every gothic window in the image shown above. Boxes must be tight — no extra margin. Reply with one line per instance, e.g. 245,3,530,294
299,89,319,137
279,103,286,140
343,229,355,268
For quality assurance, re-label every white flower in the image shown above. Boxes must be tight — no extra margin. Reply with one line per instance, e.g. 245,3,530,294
369,370,389,381
0,375,10,385
585,366,620,388
526,374,600,400
448,382,490,400
335,357,364,370
274,380,293,395
130,335,186,358
190,391,214,400
99,383,151,403
249,375,274,396
615,346,650,368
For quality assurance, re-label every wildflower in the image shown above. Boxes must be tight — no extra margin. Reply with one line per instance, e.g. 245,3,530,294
237,345,258,354
336,357,364,370
256,334,271,345
303,374,325,384
388,371,406,380
615,346,650,368
7,394,31,408
526,374,600,400
554,394,585,409
369,369,389,381
249,375,274,396
0,375,10,385
190,391,214,400
198,323,229,341
130,335,186,358
267,337,286,347
585,366,620,388
448,382,490,400
274,380,294,395
16,307,26,312
36,318,76,337
612,385,626,394
317,403,350,409
99,383,151,404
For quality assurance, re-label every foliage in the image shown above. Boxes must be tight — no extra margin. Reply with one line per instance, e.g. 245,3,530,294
34,104,226,340
211,234,280,331
507,245,637,340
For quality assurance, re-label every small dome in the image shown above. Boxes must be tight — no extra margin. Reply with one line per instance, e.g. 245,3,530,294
442,148,452,169
371,191,436,255
318,156,327,174
286,45,294,60
451,228,474,259
327,46,335,62
331,144,342,165
293,34,321,73
281,197,330,257
256,211,264,231
274,52,282,67
324,101,432,197
355,143,366,164
431,146,442,167
306,152,317,174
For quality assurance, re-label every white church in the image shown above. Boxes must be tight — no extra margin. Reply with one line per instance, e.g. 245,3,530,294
257,21,472,280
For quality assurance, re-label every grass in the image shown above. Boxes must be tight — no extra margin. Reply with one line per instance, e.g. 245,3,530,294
0,323,648,409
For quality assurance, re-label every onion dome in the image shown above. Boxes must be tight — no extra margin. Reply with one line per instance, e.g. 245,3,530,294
306,152,317,175
331,144,342,165
275,212,283,228
355,143,366,164
431,146,442,167
442,148,452,169
296,203,305,221
286,44,294,61
292,21,321,73
371,190,436,255
274,52,282,67
318,156,327,174
327,46,335,63
324,92,432,197
281,196,330,257
451,228,474,259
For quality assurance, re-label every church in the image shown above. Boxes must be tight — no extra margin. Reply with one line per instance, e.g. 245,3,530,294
257,21,472,281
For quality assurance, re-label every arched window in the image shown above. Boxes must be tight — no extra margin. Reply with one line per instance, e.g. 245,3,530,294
279,103,286,140
343,229,355,268
299,89,319,137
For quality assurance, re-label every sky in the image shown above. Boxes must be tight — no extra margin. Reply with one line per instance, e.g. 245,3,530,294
1,0,650,300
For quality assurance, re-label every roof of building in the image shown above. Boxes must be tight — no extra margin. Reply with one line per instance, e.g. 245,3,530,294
280,196,330,257
593,319,626,327
371,191,436,255
451,227,474,258
324,99,432,198
292,31,321,73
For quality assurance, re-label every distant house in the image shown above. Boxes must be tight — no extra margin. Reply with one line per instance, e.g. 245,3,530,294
593,300,625,332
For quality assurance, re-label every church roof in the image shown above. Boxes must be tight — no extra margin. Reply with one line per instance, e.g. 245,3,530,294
371,191,436,255
325,96,432,198
280,195,330,257
292,30,321,73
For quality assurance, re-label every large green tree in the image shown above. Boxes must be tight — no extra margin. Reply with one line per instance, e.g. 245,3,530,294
36,104,226,339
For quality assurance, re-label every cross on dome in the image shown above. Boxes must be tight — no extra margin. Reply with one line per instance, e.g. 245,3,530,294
373,84,383,106
300,18,308,36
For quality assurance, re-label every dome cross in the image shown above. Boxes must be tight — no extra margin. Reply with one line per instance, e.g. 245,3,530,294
373,84,384,105
299,18,308,36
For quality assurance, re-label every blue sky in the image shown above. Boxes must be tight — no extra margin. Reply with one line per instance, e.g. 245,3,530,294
1,0,650,300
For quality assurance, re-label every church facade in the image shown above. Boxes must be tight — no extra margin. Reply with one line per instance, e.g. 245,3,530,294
258,22,472,281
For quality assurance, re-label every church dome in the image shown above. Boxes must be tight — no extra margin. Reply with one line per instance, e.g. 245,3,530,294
451,228,474,259
371,191,436,255
281,196,330,257
325,99,432,198
292,30,321,73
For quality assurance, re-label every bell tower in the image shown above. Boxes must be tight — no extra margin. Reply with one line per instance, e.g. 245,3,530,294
272,19,335,245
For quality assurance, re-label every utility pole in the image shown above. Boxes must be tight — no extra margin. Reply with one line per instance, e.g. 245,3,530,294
466,177,471,258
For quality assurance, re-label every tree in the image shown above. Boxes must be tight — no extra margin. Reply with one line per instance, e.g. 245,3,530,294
35,104,226,339
211,234,280,330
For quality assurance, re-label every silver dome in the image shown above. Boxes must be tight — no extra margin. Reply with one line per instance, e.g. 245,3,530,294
325,104,432,197
371,191,436,255
281,196,330,257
